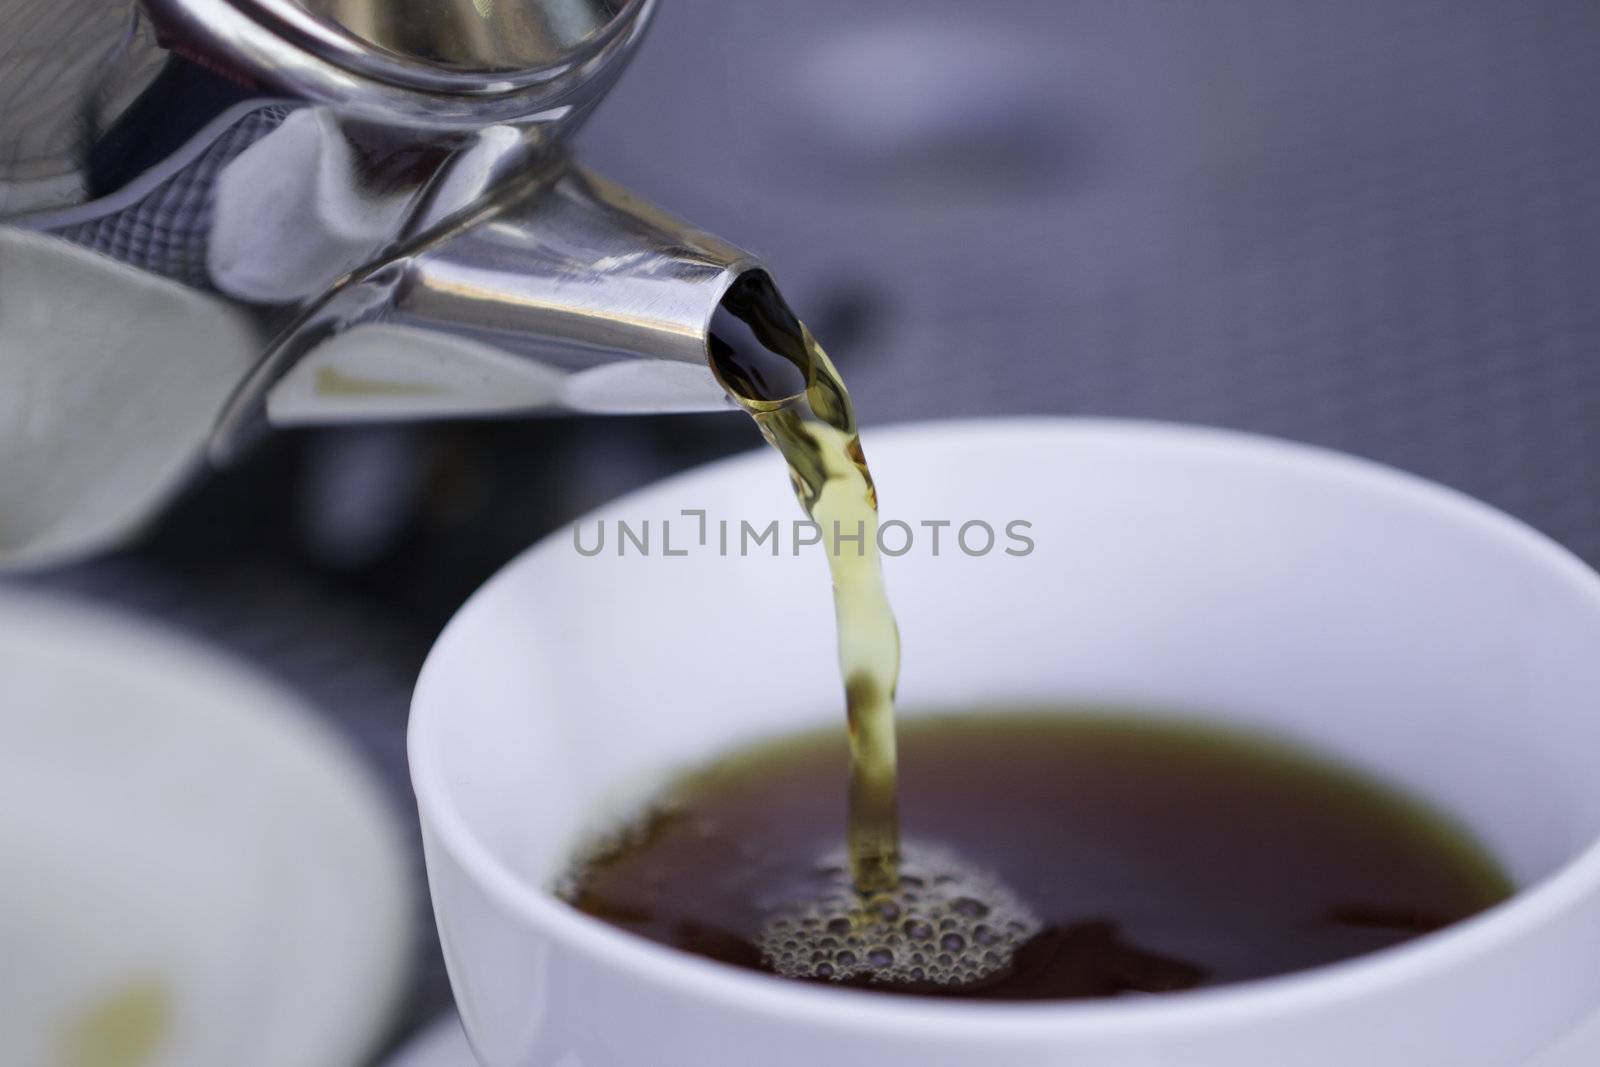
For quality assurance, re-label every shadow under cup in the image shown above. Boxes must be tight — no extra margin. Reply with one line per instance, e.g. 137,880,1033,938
410,418,1600,1067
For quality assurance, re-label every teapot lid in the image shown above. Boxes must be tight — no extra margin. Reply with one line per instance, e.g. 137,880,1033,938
146,0,652,129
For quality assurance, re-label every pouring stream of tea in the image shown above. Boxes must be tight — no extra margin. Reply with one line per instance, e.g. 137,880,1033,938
708,272,902,894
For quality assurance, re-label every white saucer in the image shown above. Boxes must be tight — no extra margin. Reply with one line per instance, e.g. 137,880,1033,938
381,1012,474,1067
0,589,412,1067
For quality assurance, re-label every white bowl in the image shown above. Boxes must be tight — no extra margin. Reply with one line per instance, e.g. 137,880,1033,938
0,589,412,1067
412,418,1600,1066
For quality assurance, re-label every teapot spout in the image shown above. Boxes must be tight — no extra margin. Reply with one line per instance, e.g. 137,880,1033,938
211,166,764,459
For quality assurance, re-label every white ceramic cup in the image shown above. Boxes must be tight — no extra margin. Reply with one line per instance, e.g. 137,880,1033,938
410,418,1600,1067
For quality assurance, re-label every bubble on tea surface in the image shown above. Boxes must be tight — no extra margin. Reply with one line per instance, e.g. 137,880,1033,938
757,841,1039,988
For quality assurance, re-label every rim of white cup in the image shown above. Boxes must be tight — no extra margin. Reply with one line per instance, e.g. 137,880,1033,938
410,416,1600,1039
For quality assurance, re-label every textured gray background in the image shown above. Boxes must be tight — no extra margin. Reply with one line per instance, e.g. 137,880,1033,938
581,0,1600,561
22,0,1600,1055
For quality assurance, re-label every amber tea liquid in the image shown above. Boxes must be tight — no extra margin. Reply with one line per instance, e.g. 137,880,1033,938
707,272,903,895
563,713,1512,999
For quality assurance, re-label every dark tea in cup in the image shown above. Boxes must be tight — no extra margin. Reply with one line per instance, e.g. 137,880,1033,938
561,711,1511,999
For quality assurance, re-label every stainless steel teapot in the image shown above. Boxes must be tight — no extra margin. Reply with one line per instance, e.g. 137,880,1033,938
0,0,770,565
